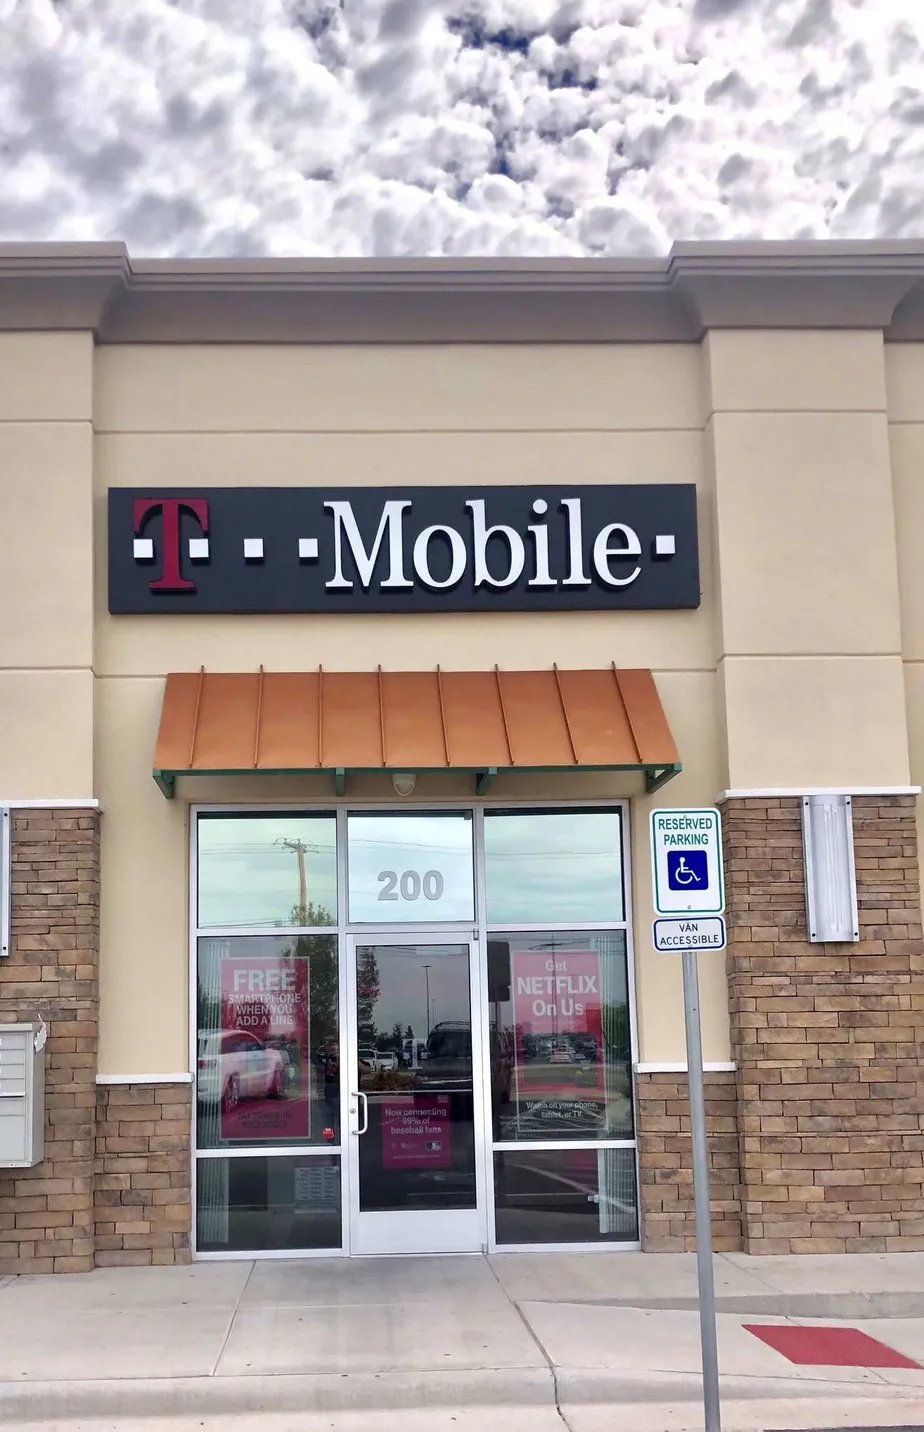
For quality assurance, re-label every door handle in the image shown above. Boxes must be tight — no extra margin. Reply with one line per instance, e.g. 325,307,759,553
353,1090,368,1136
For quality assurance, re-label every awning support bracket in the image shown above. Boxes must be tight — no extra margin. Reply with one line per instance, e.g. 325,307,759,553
334,768,346,796
475,768,497,795
645,762,682,793
153,769,176,800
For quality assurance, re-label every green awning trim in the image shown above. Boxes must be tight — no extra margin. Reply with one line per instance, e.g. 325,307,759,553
152,761,682,800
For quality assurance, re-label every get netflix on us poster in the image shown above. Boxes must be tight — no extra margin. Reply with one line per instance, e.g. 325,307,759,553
509,949,604,1136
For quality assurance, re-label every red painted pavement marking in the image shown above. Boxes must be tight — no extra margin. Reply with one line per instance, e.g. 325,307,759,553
743,1323,921,1369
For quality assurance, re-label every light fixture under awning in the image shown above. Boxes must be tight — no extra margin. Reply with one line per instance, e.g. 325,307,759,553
152,665,681,798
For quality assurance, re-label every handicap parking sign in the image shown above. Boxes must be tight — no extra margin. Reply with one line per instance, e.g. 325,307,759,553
650,808,724,916
667,849,708,891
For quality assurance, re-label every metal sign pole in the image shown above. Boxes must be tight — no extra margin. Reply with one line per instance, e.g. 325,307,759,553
681,945,721,1432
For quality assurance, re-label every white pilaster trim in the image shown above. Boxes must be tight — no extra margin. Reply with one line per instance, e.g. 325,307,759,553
1,798,101,809
716,786,920,802
96,1072,191,1085
635,1061,737,1074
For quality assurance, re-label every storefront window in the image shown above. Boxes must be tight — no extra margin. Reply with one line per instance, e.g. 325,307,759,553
193,803,637,1255
197,1154,342,1252
197,813,337,930
196,934,340,1150
347,811,475,923
487,931,632,1142
484,809,624,925
493,1147,637,1244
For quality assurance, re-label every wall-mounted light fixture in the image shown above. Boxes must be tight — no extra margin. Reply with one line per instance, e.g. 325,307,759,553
392,772,417,797
802,793,859,943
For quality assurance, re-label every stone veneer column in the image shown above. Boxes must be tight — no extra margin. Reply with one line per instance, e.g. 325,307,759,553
0,809,100,1274
724,794,924,1253
636,1071,742,1251
93,1084,192,1266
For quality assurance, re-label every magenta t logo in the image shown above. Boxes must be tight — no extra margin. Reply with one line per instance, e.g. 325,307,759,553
133,497,209,592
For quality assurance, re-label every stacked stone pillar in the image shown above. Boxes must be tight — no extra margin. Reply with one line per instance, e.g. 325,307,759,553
0,809,100,1273
636,1070,743,1251
724,794,924,1252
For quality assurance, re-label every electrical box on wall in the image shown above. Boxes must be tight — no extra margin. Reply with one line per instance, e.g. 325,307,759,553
0,1023,46,1168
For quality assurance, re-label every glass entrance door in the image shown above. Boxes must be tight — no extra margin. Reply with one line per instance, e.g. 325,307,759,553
345,937,486,1255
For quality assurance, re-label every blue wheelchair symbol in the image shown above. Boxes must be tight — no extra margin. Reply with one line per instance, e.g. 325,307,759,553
667,849,708,891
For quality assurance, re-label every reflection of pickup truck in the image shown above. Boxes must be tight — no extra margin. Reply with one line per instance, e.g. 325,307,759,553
416,1022,472,1093
373,1050,399,1071
417,1022,512,1104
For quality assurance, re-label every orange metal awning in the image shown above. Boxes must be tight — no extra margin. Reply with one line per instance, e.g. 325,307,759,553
152,666,681,798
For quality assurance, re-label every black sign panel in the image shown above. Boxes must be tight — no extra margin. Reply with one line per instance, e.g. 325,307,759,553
108,486,700,615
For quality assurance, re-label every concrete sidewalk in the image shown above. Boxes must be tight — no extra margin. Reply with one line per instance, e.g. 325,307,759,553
0,1251,923,1430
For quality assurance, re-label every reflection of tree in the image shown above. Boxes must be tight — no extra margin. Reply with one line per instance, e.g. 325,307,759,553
283,901,336,1052
376,1020,404,1054
356,945,380,1049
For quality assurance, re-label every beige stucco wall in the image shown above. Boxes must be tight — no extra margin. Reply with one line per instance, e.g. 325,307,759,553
706,330,909,789
93,341,727,1074
886,345,924,850
0,334,95,797
3,330,910,1076
93,342,704,434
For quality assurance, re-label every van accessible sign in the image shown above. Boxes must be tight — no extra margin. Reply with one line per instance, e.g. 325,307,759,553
650,808,724,917
108,485,700,614
653,916,727,953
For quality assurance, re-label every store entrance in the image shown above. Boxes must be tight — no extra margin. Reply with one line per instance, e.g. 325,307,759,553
193,805,640,1259
344,935,487,1255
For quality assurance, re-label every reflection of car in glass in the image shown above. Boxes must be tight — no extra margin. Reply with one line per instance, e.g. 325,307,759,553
492,1027,513,1103
197,1031,287,1112
263,1036,297,1086
402,1037,428,1069
417,1022,472,1093
373,1050,399,1071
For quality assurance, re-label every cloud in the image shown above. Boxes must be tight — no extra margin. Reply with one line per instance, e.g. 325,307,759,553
1,0,923,254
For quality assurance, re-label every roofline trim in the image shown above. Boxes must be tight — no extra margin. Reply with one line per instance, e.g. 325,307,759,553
716,785,921,801
4,241,924,342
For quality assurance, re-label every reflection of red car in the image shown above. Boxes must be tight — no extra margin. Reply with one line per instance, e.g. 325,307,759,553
197,1030,287,1112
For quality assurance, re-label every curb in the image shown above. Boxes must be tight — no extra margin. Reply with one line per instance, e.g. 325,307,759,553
2,1366,922,1422
557,1292,924,1320
0,1369,555,1421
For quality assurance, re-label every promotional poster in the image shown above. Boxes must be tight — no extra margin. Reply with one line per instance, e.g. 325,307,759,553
218,956,311,1142
509,949,604,1137
381,1095,452,1170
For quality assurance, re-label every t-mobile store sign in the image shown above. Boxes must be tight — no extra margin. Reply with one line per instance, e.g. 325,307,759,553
108,485,700,613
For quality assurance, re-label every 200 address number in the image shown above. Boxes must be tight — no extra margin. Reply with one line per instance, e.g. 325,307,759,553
377,869,445,902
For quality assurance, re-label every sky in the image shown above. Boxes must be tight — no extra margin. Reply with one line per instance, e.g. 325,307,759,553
2,0,923,256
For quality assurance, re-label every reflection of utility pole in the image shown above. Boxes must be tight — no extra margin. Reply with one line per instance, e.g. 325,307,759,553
278,838,311,924
422,964,432,1038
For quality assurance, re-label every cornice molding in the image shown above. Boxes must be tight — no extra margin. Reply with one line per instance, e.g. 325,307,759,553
3,241,924,342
